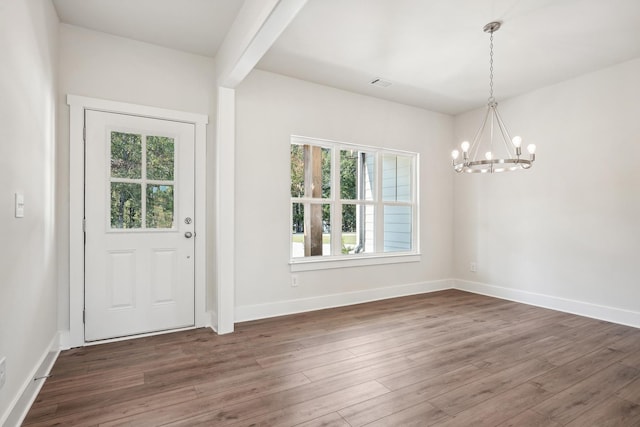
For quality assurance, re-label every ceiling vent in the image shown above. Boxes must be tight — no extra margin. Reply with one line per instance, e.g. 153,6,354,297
369,78,392,88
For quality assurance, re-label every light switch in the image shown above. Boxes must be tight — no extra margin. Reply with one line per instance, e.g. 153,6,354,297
15,192,24,218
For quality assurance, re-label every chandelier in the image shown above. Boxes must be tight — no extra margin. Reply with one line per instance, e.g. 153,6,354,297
452,21,536,173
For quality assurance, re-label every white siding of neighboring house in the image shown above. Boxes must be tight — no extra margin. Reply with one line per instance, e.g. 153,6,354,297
382,155,413,252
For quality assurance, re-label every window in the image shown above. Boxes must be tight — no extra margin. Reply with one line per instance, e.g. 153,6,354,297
110,131,176,230
290,136,418,265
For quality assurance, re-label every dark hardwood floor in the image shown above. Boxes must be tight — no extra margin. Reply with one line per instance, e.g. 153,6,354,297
23,290,640,426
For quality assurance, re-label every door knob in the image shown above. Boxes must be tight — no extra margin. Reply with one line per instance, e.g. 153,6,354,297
184,231,193,238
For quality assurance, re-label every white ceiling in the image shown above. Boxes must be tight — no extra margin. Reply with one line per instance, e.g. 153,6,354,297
52,0,244,57
52,0,640,115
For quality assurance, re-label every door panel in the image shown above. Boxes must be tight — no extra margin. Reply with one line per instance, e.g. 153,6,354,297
107,250,136,309
85,110,195,341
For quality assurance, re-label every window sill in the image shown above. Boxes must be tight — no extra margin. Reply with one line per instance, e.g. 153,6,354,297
289,253,421,272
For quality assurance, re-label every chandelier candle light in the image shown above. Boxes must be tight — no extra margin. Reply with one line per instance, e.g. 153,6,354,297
452,21,536,173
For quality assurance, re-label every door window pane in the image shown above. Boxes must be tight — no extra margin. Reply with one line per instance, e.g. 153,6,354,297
111,131,142,179
147,185,174,228
146,136,175,180
111,183,142,229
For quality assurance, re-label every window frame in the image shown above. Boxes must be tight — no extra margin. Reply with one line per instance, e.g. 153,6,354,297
290,135,420,271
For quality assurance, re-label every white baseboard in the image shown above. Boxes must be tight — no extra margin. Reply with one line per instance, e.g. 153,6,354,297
455,279,640,329
1,332,60,427
235,279,454,323
58,330,71,350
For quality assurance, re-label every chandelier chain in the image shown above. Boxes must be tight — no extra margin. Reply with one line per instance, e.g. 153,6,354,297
489,31,494,103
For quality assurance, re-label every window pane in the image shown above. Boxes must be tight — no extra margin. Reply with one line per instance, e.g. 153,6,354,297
111,183,142,229
320,148,331,199
147,135,175,180
342,204,374,254
111,131,142,178
291,144,331,199
315,203,331,256
291,203,304,257
340,150,375,200
147,185,174,228
382,154,412,202
290,144,331,199
290,145,305,197
383,205,412,252
291,203,331,257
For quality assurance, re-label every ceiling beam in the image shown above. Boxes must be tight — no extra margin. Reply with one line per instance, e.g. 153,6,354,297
215,0,307,88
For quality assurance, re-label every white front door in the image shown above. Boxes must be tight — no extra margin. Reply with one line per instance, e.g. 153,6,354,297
84,110,196,341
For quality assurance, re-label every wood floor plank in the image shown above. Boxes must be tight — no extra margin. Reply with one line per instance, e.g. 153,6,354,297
616,376,640,404
608,329,640,354
432,383,553,427
406,330,512,368
537,323,634,366
476,335,567,373
532,362,640,424
339,365,488,427
564,395,640,427
621,349,640,369
294,412,351,427
497,409,562,427
33,371,145,405
194,372,310,401
376,354,485,391
302,341,433,383
23,385,199,427
345,324,439,356
360,400,449,427
23,290,640,427
427,358,555,416
225,381,390,427
162,371,393,426
529,346,628,393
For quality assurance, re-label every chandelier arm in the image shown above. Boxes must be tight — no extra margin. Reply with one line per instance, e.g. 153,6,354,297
469,105,491,162
493,106,516,158
490,105,496,153
493,106,514,143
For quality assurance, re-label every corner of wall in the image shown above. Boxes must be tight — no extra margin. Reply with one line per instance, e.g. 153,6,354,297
454,279,640,329
1,333,60,427
208,310,219,334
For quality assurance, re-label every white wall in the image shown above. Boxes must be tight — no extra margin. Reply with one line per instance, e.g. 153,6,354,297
234,70,454,317
57,24,218,331
453,58,640,325
0,0,59,422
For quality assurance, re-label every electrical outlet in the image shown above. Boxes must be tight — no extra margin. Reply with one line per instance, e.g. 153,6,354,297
15,192,24,218
470,262,477,272
0,356,6,389
291,275,299,287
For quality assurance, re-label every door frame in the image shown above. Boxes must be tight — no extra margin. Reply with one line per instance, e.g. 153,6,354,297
67,95,208,347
